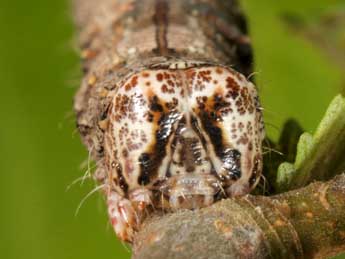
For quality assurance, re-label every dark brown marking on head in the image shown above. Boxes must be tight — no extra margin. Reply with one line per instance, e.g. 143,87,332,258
197,98,244,183
149,95,164,112
226,76,240,99
220,149,242,181
216,68,223,74
248,141,253,151
198,110,223,158
190,115,207,149
144,112,154,122
237,134,249,145
115,163,129,194
138,111,180,185
124,75,138,91
213,93,232,118
177,136,202,172
142,72,150,78
186,69,196,84
122,149,129,157
198,93,232,122
138,153,152,185
156,73,163,82
161,84,168,93
165,97,178,110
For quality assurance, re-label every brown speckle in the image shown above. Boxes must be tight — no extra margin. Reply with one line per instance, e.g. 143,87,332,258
216,67,223,74
305,212,313,218
142,72,150,77
122,149,129,157
226,76,240,99
156,73,163,81
161,84,168,93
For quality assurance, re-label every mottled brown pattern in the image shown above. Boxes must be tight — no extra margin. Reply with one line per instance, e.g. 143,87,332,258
226,76,241,99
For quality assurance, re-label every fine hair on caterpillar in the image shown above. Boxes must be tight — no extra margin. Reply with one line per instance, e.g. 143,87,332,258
73,0,266,242
67,146,97,190
75,183,107,216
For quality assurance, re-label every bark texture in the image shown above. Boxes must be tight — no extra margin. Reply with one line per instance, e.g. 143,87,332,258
132,174,345,259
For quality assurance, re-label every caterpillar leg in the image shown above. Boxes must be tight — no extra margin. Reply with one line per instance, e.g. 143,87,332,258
107,188,153,243
128,188,153,212
107,191,138,243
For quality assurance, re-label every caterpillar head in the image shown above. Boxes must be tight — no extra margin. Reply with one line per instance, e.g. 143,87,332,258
104,63,265,210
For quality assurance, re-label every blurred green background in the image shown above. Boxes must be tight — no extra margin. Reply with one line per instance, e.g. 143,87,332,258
0,0,344,258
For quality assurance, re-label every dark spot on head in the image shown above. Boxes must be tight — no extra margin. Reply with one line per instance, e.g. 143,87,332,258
122,149,128,157
139,112,180,185
150,95,163,112
226,77,240,99
248,141,253,151
216,68,223,74
222,149,242,180
161,84,168,93
138,153,151,185
199,111,223,158
156,73,163,81
157,112,179,141
163,72,171,80
213,94,230,112
165,97,178,110
177,136,202,172
115,163,128,193
145,112,154,122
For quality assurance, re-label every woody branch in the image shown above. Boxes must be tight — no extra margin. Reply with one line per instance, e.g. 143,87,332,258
132,174,345,259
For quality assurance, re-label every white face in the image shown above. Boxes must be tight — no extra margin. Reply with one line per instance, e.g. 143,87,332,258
104,64,265,210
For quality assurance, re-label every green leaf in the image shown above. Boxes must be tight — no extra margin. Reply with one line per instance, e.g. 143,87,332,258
276,94,345,192
261,120,303,194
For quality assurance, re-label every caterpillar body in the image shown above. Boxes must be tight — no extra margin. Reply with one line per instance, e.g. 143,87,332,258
73,0,265,242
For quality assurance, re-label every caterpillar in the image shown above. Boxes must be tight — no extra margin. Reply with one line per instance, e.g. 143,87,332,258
73,0,265,243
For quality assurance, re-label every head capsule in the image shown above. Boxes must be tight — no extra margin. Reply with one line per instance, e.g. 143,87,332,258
104,63,265,211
